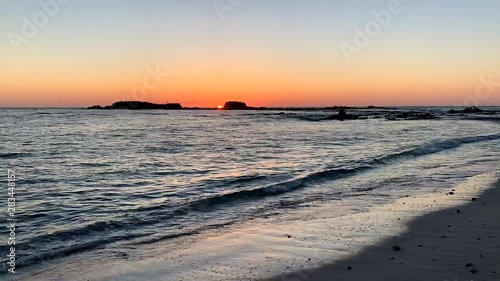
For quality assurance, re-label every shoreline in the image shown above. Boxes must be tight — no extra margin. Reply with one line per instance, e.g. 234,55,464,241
265,173,500,281
12,172,500,281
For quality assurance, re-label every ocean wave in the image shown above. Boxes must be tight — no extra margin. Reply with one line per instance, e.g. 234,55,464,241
1,232,149,269
140,133,500,214
372,133,500,165
131,221,235,245
0,152,32,159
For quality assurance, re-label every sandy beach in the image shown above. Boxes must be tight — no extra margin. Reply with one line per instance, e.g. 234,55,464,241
266,176,500,281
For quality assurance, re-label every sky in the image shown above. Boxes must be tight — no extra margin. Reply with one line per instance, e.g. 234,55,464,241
1,0,499,107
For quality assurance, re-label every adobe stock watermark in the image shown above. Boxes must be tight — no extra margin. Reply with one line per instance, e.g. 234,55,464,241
7,0,71,53
120,65,169,103
6,170,17,274
340,0,410,64
213,0,245,21
463,74,499,106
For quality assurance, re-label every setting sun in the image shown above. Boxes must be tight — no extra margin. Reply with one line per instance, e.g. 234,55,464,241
217,105,223,109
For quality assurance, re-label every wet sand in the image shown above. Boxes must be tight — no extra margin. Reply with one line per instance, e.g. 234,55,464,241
266,177,500,281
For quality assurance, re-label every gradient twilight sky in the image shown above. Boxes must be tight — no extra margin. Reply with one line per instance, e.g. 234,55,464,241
1,0,499,107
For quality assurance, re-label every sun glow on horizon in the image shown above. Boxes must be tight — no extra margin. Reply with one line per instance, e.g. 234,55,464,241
1,1,499,107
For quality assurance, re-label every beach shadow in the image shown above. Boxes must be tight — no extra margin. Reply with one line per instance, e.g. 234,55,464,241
267,181,500,281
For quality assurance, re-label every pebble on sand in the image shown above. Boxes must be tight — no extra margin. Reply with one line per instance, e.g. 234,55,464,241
392,245,401,251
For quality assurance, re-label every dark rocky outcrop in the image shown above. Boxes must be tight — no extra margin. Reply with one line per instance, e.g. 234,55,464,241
448,107,484,114
386,112,437,121
111,101,182,110
325,109,359,121
88,101,182,110
366,105,388,109
410,112,437,120
223,101,249,110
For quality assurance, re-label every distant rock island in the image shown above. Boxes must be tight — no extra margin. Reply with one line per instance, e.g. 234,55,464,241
88,101,182,110
223,101,250,110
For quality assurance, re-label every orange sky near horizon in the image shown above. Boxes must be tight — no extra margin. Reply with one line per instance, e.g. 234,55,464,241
1,0,499,108
2,47,497,107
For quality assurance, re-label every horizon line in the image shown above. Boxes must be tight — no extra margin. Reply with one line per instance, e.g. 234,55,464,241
1,105,499,109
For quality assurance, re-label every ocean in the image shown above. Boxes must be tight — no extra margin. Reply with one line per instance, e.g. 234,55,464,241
1,107,500,280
